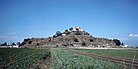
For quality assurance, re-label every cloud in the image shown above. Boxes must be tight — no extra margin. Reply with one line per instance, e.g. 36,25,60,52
129,34,138,37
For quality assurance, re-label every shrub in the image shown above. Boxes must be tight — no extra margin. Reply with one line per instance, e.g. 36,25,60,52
69,27,73,31
70,44,74,46
81,42,86,46
53,35,57,38
1,42,7,46
63,29,70,35
37,43,39,46
28,41,32,44
90,39,93,42
84,32,90,35
74,38,79,42
56,31,62,36
113,39,121,46
11,42,16,45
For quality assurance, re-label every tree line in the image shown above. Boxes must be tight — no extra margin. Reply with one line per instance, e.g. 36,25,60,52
0,42,21,46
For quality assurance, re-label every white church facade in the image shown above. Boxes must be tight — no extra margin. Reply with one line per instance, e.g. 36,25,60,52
73,26,84,31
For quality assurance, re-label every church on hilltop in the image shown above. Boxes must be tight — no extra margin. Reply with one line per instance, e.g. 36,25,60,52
73,26,84,31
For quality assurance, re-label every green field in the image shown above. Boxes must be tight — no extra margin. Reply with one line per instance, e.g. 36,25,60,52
73,49,138,59
51,48,128,69
0,48,49,69
0,48,137,69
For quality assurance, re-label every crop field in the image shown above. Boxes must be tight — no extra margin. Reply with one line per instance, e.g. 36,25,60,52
0,48,50,69
73,49,138,59
0,48,138,69
51,48,128,69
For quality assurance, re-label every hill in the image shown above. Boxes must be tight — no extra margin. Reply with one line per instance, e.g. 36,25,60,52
20,26,121,48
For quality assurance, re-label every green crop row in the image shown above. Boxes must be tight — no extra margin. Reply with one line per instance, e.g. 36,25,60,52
51,48,129,69
0,48,49,69
73,49,138,59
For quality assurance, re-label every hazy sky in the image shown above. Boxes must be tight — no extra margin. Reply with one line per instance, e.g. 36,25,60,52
0,0,138,46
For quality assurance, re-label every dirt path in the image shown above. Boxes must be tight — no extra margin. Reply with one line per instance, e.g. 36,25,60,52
69,49,138,68
30,52,52,69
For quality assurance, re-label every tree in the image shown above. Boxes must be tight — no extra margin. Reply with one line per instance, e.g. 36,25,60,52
16,42,21,46
65,29,68,32
1,42,7,46
81,42,86,46
20,42,26,46
113,39,121,46
28,41,32,44
84,32,90,35
11,42,16,45
53,35,57,38
74,38,79,42
121,43,124,45
56,31,62,36
90,39,93,42
63,29,70,35
37,43,39,46
69,27,73,31
24,38,30,42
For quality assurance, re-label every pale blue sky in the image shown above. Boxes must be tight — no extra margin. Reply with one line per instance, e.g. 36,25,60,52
0,0,138,46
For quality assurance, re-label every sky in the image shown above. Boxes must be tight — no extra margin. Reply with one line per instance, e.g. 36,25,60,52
0,0,138,46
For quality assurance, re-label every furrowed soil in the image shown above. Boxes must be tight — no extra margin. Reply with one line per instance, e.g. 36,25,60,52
67,49,138,69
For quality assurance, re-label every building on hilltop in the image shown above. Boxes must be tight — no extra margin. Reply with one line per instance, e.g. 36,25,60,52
73,26,84,31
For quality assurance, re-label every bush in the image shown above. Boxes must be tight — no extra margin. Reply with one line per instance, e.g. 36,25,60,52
56,31,62,36
113,39,121,46
84,32,90,35
1,42,7,46
74,38,79,42
69,27,73,31
81,42,86,46
70,44,74,46
90,39,93,42
63,29,70,35
11,42,16,45
53,35,57,38
28,41,32,44
37,43,39,46
24,38,30,42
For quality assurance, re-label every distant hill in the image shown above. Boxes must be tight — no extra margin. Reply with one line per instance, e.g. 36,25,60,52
20,26,121,48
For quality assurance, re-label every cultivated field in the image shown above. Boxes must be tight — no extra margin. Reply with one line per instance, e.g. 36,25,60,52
72,48,138,59
0,48,50,69
0,48,138,69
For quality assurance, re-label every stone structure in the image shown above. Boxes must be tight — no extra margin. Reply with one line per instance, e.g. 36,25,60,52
73,26,84,31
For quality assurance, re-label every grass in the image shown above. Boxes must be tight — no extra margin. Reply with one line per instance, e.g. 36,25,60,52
51,48,129,69
73,49,138,59
0,48,49,69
